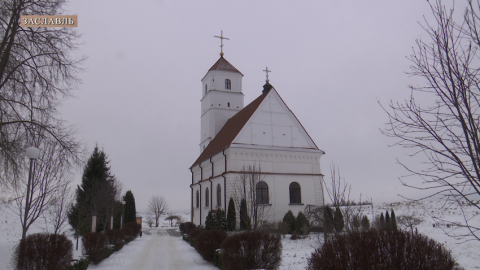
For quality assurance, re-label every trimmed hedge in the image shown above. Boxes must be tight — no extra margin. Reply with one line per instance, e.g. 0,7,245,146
82,232,109,265
195,230,228,261
308,229,457,270
12,233,72,270
220,231,282,270
179,222,196,234
106,229,124,251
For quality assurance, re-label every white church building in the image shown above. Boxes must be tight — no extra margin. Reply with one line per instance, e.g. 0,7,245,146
190,52,325,227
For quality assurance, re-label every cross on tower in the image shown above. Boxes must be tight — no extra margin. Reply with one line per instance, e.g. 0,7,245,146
263,67,271,82
214,30,229,57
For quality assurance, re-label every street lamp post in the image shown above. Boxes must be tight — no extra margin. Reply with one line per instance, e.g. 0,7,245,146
22,147,39,240
122,200,126,228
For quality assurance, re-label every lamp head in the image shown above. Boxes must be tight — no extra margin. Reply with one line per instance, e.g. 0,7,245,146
26,147,39,159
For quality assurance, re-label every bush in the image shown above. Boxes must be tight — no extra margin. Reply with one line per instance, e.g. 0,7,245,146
195,230,228,261
295,211,310,234
307,229,457,270
283,210,296,234
70,257,90,270
82,232,109,265
12,233,73,270
179,222,196,234
125,222,141,237
186,228,204,247
220,231,282,270
121,227,135,243
106,229,124,250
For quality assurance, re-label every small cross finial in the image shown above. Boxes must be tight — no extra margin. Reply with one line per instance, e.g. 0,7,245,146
214,30,230,57
263,67,271,82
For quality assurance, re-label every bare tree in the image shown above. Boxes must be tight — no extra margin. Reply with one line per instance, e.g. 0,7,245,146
42,181,73,235
0,0,84,189
397,215,423,234
148,195,168,227
382,0,480,241
10,139,75,239
233,164,271,231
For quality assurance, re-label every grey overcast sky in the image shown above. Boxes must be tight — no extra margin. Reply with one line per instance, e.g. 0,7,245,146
59,0,456,212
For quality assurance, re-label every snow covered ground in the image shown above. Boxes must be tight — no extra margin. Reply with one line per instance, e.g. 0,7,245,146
0,201,479,269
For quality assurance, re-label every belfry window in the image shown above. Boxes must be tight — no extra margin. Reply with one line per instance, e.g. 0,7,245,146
289,182,301,204
256,181,269,204
225,79,231,90
205,188,209,207
217,184,222,206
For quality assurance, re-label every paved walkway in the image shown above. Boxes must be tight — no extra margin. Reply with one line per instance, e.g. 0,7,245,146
88,228,217,270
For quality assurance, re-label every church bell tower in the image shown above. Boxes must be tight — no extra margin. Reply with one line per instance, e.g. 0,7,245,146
199,31,244,153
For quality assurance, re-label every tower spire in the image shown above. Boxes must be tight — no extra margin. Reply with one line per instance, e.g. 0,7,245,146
214,30,229,57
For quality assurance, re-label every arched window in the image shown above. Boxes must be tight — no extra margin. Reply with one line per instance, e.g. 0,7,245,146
196,190,199,208
256,181,269,204
217,184,222,206
225,79,231,90
228,102,230,107
289,182,301,204
205,84,207,95
205,188,209,207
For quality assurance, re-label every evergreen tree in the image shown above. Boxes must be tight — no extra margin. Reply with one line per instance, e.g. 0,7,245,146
352,215,361,231
385,211,391,230
361,215,370,230
205,211,215,230
227,198,236,231
295,211,309,234
334,207,345,233
283,210,296,234
391,210,398,231
379,212,385,230
240,198,251,230
215,209,227,230
68,146,117,235
324,206,335,233
124,190,137,224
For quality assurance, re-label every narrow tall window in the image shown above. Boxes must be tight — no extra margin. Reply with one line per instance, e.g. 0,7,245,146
205,188,209,207
205,84,207,95
289,182,301,204
256,181,269,204
225,79,231,90
196,190,199,208
228,102,230,107
217,184,222,206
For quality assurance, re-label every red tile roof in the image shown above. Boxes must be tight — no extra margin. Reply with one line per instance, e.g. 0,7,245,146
208,57,243,75
191,92,268,167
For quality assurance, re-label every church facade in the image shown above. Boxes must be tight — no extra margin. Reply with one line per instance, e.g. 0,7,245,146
190,55,325,227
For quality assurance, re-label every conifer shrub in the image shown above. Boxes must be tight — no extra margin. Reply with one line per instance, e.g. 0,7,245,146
361,215,370,230
205,211,215,230
334,207,344,232
227,197,236,231
323,207,335,233
295,211,310,234
12,233,72,270
282,210,296,234
195,229,228,261
220,231,282,270
82,232,109,265
240,198,251,230
307,229,457,270
179,222,196,234
106,229,124,250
